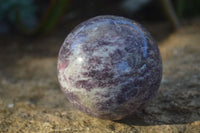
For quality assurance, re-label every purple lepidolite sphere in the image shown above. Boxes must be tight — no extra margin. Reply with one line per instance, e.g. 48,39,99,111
57,15,162,120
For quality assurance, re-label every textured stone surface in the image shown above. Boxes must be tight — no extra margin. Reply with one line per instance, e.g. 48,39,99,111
0,19,200,133
58,15,162,120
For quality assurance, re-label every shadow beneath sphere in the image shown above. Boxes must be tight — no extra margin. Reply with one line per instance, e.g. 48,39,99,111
115,111,150,126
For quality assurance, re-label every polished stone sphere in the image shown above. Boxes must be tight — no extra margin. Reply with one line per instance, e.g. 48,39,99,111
57,15,162,120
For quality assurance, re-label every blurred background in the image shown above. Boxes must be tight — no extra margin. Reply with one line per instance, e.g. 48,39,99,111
0,0,199,39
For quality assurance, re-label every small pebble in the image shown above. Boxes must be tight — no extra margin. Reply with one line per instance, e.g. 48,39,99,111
8,104,14,108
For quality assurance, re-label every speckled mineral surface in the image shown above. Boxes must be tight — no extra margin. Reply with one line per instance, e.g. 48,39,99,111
57,15,162,120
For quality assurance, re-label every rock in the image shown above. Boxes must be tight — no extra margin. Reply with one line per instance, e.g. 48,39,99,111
58,15,162,120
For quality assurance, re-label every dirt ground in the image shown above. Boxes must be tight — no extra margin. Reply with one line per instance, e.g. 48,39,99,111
0,19,200,133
